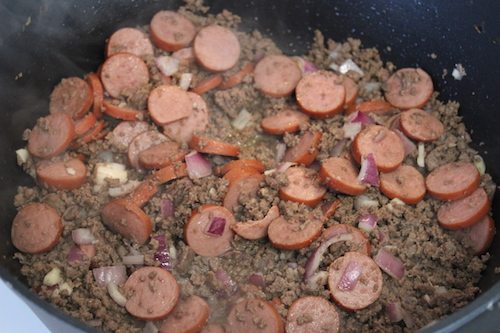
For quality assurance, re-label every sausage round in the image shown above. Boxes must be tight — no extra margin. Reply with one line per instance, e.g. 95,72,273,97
49,77,93,119
148,85,193,125
193,25,241,72
399,108,444,142
159,295,210,333
425,161,480,201
286,296,340,333
380,165,426,204
268,216,323,250
100,53,149,98
223,174,264,212
128,130,168,169
437,187,490,230
319,157,366,196
150,11,196,52
451,215,495,255
253,55,302,97
279,167,326,207
28,113,75,158
107,27,154,57
283,131,322,166
110,120,150,151
36,158,87,190
226,298,284,333
384,67,433,110
261,109,309,135
138,141,185,169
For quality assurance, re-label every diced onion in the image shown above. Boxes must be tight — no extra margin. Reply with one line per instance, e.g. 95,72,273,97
339,59,364,76
330,139,347,157
417,142,425,168
473,155,486,175
248,273,266,288
154,235,173,271
357,153,379,187
374,248,405,280
347,111,374,125
58,282,73,295
95,162,128,186
72,228,97,245
206,217,226,236
337,261,362,291
342,121,362,140
161,199,175,218
16,148,30,164
451,63,466,81
108,180,141,197
179,73,193,90
292,56,318,74
362,81,381,94
143,322,159,333
357,213,378,232
394,129,416,157
386,302,404,322
185,151,212,179
214,269,238,297
122,255,145,265
155,55,180,76
67,245,85,264
354,195,379,210
43,267,62,287
231,109,252,130
92,266,127,287
107,282,127,307
276,143,286,162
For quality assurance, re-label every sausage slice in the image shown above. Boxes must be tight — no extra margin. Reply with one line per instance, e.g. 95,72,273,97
380,165,426,204
85,72,104,118
159,295,210,333
128,130,168,169
384,68,433,109
226,298,284,333
223,173,264,212
193,25,241,72
319,157,366,196
107,27,154,57
399,108,444,142
451,215,495,255
279,167,326,207
283,131,322,166
110,120,149,151
36,158,87,190
189,135,240,157
216,159,265,176
49,77,93,119
231,205,280,240
100,53,149,98
268,216,323,250
124,267,180,320
28,113,75,158
286,296,340,333
138,141,186,169
425,161,480,201
437,187,490,230
148,85,193,125
261,109,309,135
150,11,196,52
11,203,63,254
253,55,302,97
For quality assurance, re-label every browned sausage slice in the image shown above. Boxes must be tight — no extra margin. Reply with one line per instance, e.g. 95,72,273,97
319,157,366,196
193,25,241,72
384,68,433,109
231,205,280,240
253,55,302,97
124,267,180,320
279,167,327,207
148,85,193,125
261,109,309,135
27,113,75,158
100,53,149,98
226,298,284,333
138,141,186,169
201,324,225,333
351,125,405,172
283,131,322,166
159,295,210,333
128,130,168,169
216,159,265,176
399,108,444,142
110,120,149,151
101,199,153,245
184,205,235,257
106,27,154,57
223,173,264,212
425,161,480,201
268,216,323,250
150,11,196,52
295,71,346,118
437,188,490,230
11,203,63,254
36,158,87,190
328,251,383,311
451,215,496,255
322,224,371,255
380,165,426,204
162,92,209,143
340,75,358,107
286,296,340,333
49,77,93,119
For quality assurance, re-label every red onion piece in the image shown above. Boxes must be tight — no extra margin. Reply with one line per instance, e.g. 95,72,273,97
292,57,318,74
206,217,226,236
67,245,85,264
357,213,378,232
155,55,179,76
185,151,212,179
71,228,96,245
337,261,363,291
215,269,238,297
374,248,405,280
330,139,348,157
248,273,266,288
386,302,404,322
161,199,174,218
342,122,362,140
357,153,379,187
92,266,127,287
304,233,354,282
122,255,145,265
393,129,416,156
153,235,173,271
347,111,375,125
375,229,386,242
276,142,286,162
276,161,296,173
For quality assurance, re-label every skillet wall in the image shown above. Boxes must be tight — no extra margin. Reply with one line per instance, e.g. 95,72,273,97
0,0,499,332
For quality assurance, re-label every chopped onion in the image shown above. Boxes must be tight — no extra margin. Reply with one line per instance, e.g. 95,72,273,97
72,228,97,245
122,255,145,265
330,139,347,157
374,248,405,280
206,217,226,236
231,109,252,130
143,321,159,333
386,302,404,322
329,63,339,72
375,229,386,242
161,199,174,218
95,162,128,186
347,111,375,125
155,55,180,76
215,269,238,297
67,245,85,264
342,122,362,140
417,142,425,168
452,63,466,80
357,153,379,187
16,148,30,164
107,282,127,307
394,129,416,157
154,235,173,271
354,195,379,210
357,213,378,232
92,266,127,287
178,73,193,90
248,273,266,288
185,151,212,179
362,81,381,94
43,267,63,287
339,59,364,76
108,180,141,197
172,47,194,61
293,56,318,74
276,162,296,173
97,150,114,162
337,261,363,291
276,142,286,162
473,155,486,175
304,233,353,282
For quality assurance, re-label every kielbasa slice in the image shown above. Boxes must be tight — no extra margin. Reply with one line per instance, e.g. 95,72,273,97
261,109,309,135
226,298,284,333
351,125,405,172
201,324,225,333
28,113,75,159
138,141,186,169
231,205,280,240
85,72,104,118
101,199,153,245
380,165,426,204
128,130,168,169
36,158,87,190
425,161,480,201
124,267,180,320
11,203,63,254
159,295,210,333
100,53,149,98
106,27,154,57
384,67,433,110
295,70,346,118
340,75,358,107
268,216,323,250
399,108,444,142
253,55,302,97
193,25,241,72
451,215,496,255
322,224,371,255
162,92,209,143
279,166,327,207
328,251,383,311
150,11,196,52
110,120,149,151
216,159,265,176
223,173,264,212
437,187,490,230
183,205,235,257
286,296,340,333
223,166,262,184
102,99,145,121
49,77,93,119
148,85,193,125
189,135,240,157
319,157,366,196
283,131,322,166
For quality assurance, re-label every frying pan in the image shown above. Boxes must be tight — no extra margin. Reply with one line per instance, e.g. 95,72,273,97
0,0,499,332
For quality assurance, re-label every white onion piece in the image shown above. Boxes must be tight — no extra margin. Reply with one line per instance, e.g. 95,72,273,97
330,139,347,157
393,129,416,157
354,195,379,210
185,151,212,179
337,261,363,291
122,255,145,265
473,155,486,175
95,162,128,186
276,142,286,162
43,267,63,286
108,180,141,197
92,266,127,288
386,302,404,322
417,142,426,168
179,73,193,90
155,55,180,76
357,213,378,232
343,122,362,140
16,148,30,164
362,81,381,93
328,62,340,72
339,59,364,76
374,248,405,280
357,153,379,187
107,282,127,307
276,162,296,173
72,228,97,245
143,321,159,333
231,109,253,130
248,273,266,288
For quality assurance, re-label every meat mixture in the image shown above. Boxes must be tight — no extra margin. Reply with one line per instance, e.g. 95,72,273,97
11,1,496,332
